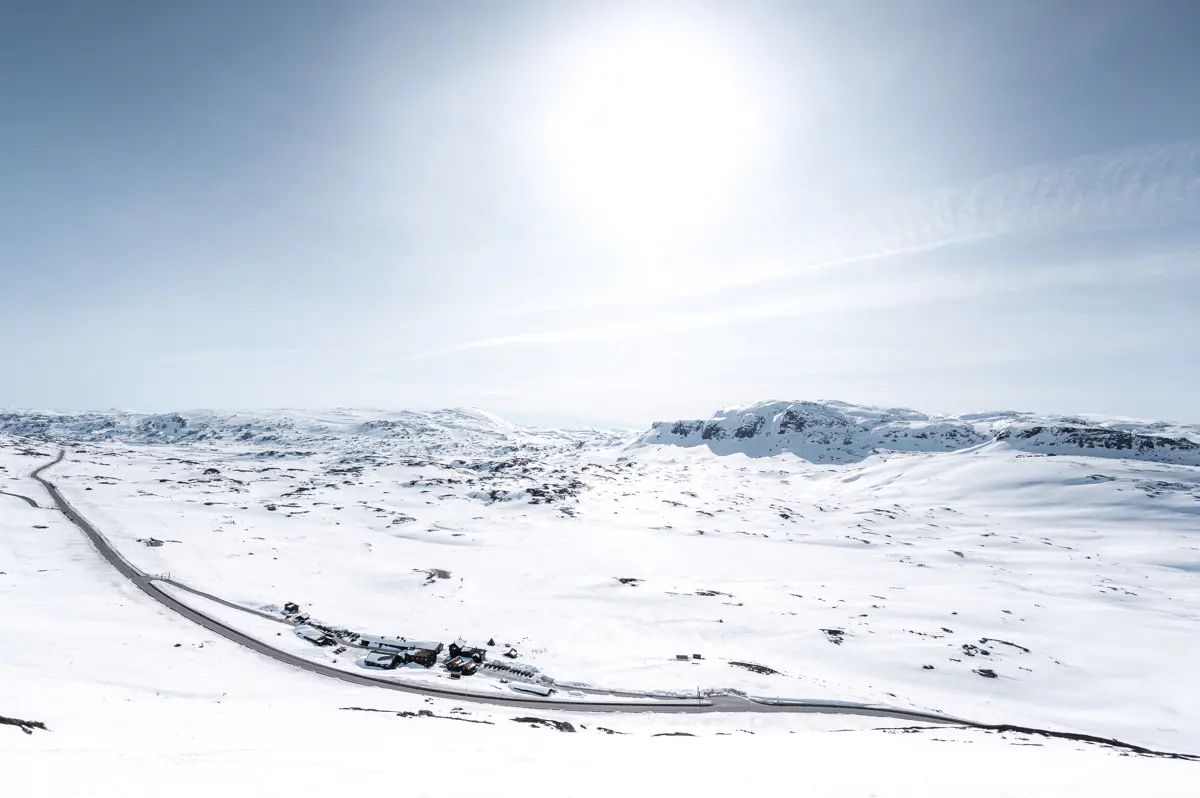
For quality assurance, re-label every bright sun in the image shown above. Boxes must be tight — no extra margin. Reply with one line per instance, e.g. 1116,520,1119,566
544,25,763,248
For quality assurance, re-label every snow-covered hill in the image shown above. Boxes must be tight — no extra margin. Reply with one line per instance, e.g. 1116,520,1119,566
3,400,1199,790
638,400,1200,465
0,407,625,455
10,401,1199,468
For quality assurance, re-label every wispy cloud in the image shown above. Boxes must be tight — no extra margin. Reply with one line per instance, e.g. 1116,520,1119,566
707,137,1200,294
472,138,1200,321
408,245,1196,360
412,140,1200,357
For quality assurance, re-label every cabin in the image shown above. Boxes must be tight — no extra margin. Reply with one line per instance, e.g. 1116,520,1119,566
405,647,439,668
282,602,300,614
445,656,479,675
447,642,487,663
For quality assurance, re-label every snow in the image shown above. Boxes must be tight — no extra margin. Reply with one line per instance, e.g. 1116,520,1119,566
1,403,1197,793
639,400,1200,464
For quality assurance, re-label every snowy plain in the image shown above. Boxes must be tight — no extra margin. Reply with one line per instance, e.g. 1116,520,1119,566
2,402,1198,794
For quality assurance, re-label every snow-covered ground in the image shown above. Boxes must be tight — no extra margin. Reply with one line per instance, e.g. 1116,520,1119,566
2,402,1197,794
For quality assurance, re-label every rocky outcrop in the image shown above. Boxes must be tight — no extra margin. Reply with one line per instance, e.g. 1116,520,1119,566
641,401,985,464
638,401,1200,466
996,425,1200,464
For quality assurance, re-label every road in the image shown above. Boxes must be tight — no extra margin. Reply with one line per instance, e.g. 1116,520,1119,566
29,448,1200,757
158,576,291,623
31,450,973,719
0,489,39,508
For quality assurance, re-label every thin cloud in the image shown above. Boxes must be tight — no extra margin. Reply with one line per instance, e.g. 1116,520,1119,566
719,137,1200,294
408,246,1193,360
482,138,1200,319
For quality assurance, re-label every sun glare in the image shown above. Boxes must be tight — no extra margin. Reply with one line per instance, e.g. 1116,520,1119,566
544,25,763,249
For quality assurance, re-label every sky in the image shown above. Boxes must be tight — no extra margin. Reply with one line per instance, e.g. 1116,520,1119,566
2,0,1198,427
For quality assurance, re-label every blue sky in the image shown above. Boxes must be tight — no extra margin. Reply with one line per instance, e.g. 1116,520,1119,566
2,0,1198,426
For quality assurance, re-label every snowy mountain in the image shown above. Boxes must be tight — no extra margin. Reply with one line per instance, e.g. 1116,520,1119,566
638,400,1200,465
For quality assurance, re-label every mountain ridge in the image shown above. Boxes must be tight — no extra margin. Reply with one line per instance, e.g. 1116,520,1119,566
639,400,1200,465
2,400,1198,466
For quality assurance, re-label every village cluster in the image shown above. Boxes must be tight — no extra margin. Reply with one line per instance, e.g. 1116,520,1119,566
281,602,553,694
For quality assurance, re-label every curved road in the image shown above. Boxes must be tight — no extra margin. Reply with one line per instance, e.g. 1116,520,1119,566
26,450,1200,757
29,450,965,719
0,489,39,508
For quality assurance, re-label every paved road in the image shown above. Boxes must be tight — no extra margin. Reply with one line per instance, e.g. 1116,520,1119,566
36,445,1200,766
157,576,290,623
22,450,1200,757
0,489,39,508
31,449,977,720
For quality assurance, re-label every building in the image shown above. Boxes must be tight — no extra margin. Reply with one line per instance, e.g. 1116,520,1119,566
363,651,400,669
361,636,443,654
445,655,479,675
448,642,488,663
359,636,443,667
509,683,554,697
405,647,439,668
294,625,334,646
